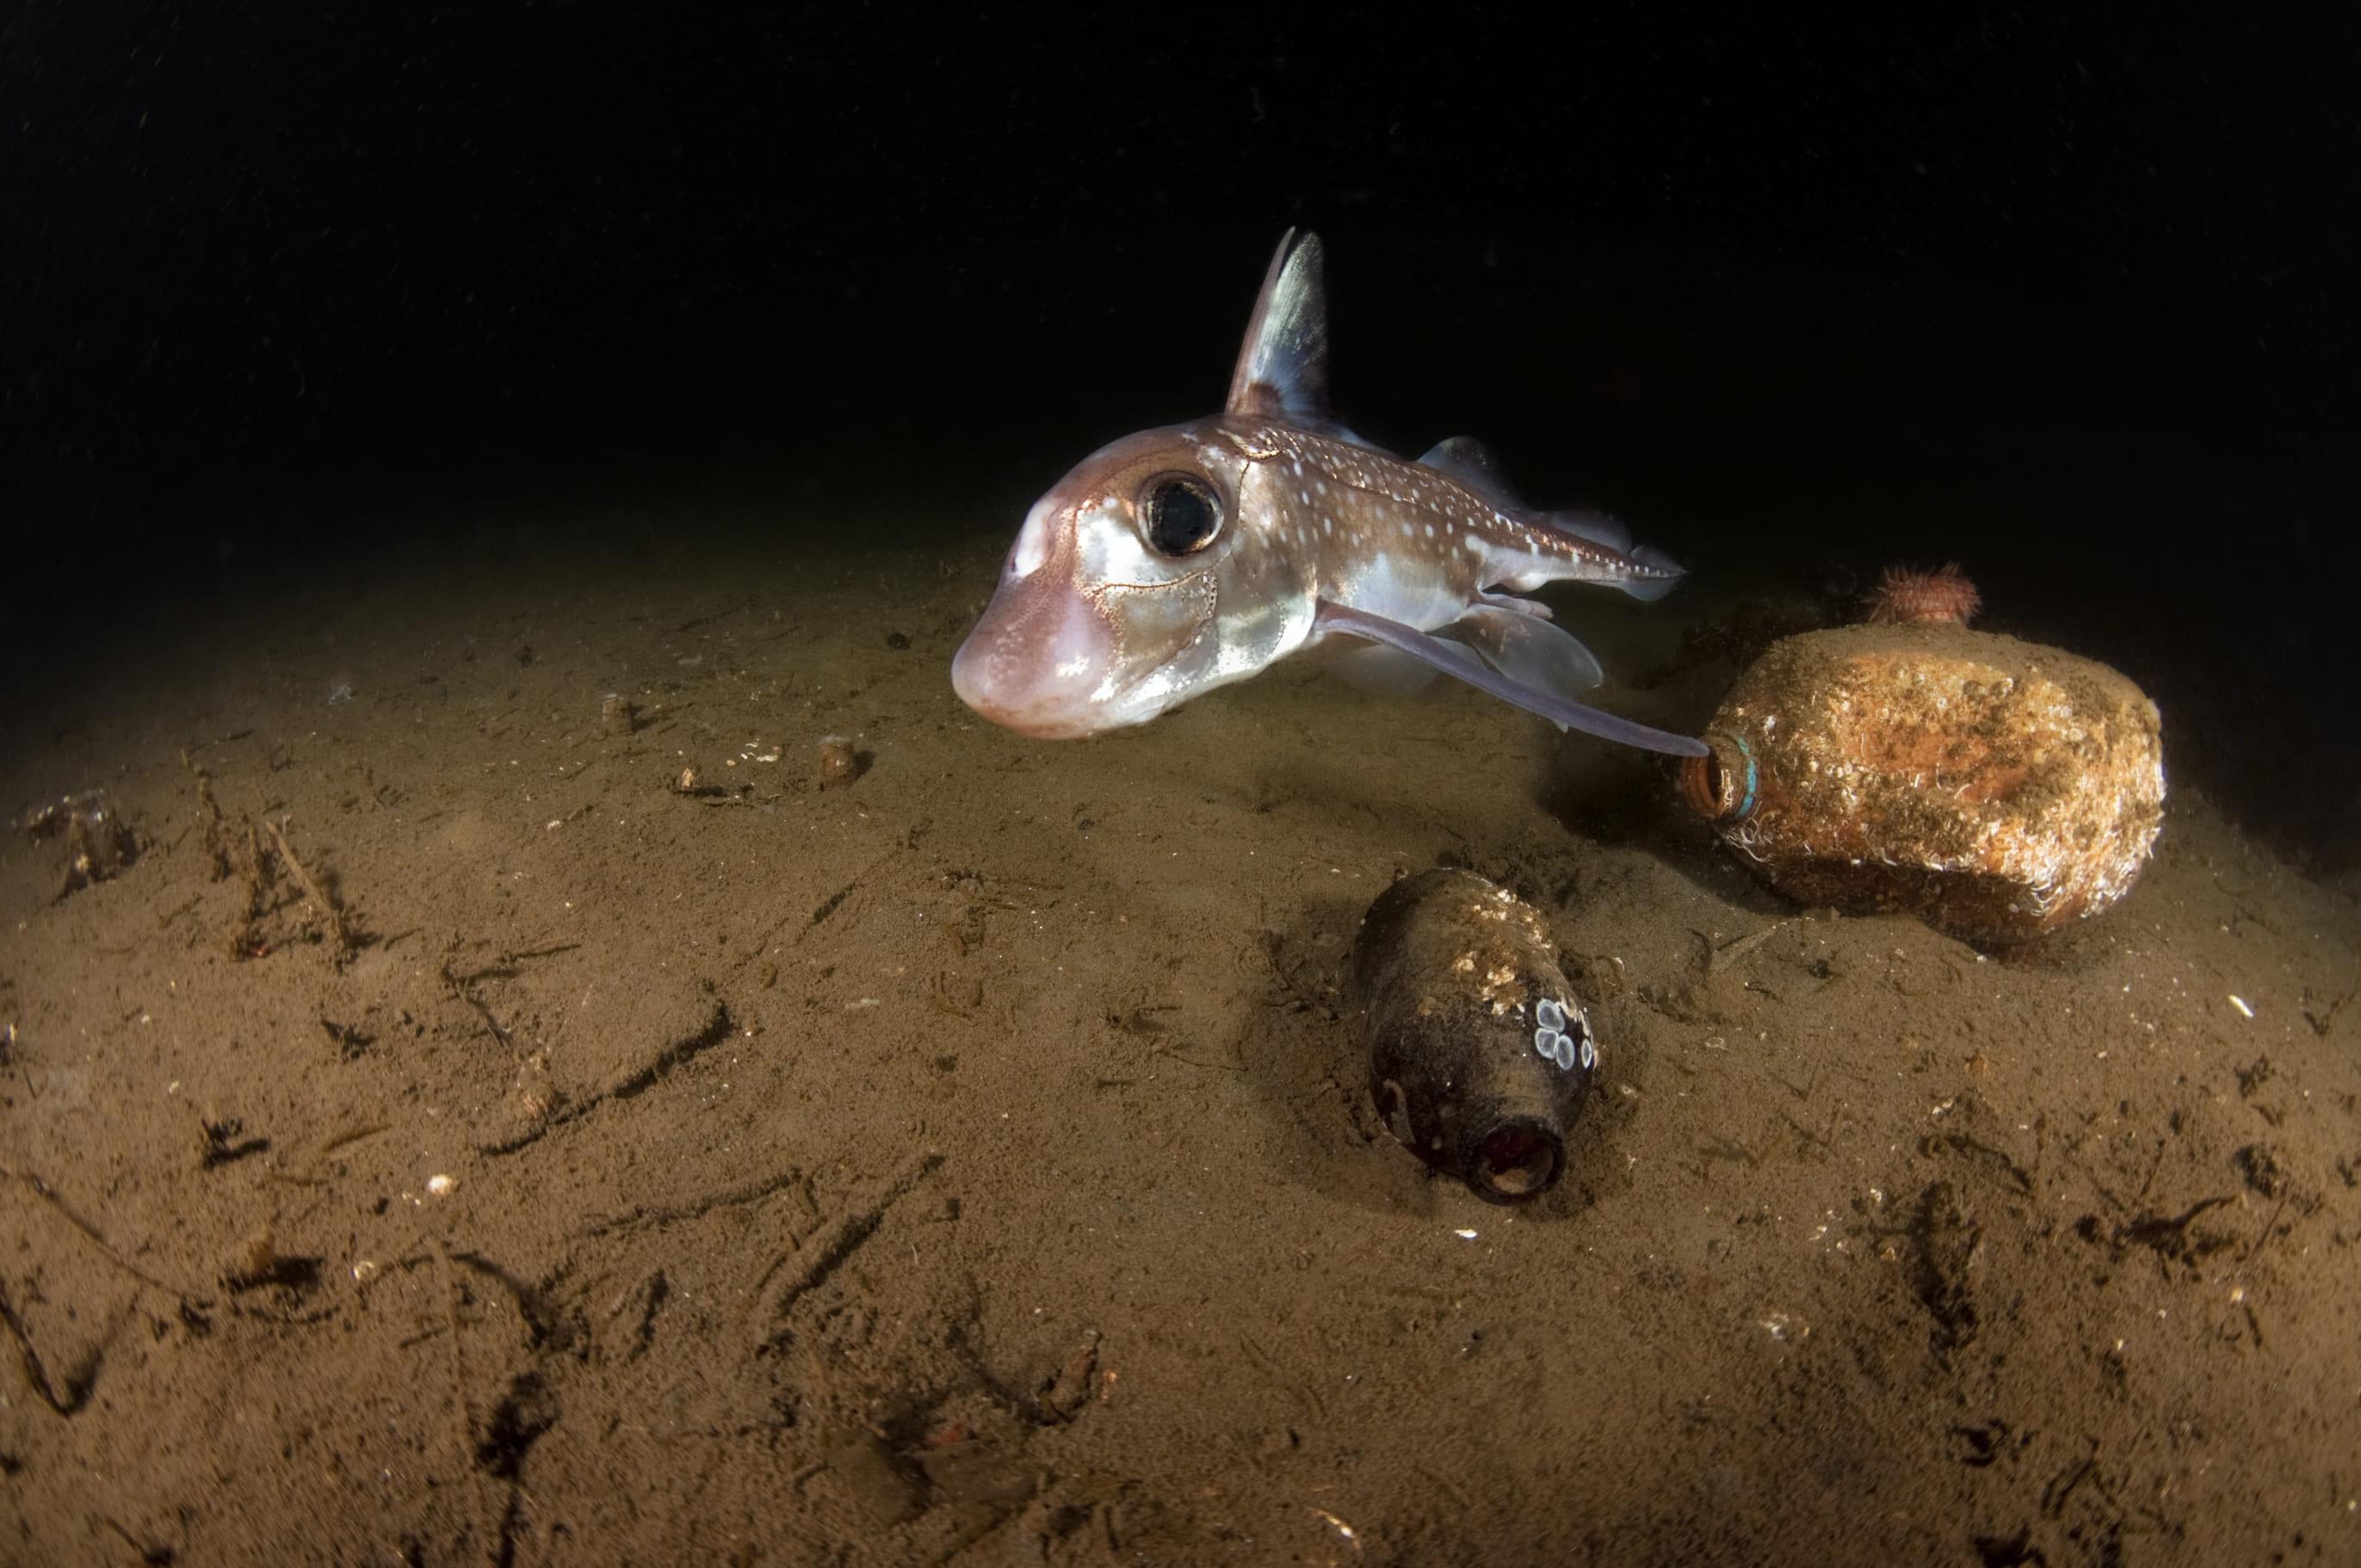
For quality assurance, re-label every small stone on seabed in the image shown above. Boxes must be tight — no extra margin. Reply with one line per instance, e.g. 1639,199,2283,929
819,736,862,789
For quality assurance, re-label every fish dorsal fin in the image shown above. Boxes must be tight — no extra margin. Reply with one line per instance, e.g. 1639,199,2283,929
1416,436,1524,509
1227,229,1332,424
1539,506,1636,555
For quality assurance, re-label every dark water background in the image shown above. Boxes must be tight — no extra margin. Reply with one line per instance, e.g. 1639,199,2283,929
9,6,2355,865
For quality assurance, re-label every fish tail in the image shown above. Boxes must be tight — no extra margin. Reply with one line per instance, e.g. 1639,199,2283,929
1617,544,1685,601
1536,508,1686,600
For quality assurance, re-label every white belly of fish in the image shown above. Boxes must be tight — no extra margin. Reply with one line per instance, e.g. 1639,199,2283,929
1320,532,1492,633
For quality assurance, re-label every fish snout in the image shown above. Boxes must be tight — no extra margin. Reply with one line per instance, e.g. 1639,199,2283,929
951,583,1119,739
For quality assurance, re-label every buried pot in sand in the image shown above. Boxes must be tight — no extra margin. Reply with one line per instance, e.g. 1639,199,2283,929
1679,565,2166,948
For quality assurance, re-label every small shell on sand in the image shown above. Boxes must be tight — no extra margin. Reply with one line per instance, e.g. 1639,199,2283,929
819,736,862,790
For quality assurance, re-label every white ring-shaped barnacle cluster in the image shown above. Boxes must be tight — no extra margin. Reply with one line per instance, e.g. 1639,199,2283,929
1532,997,1596,1072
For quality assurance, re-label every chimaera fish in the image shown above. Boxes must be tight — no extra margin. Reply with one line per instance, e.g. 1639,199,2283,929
950,230,1709,758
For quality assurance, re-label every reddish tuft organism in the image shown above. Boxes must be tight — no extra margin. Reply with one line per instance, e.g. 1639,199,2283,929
1863,563,1981,627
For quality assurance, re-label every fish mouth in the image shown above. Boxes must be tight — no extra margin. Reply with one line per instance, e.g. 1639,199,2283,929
950,579,1124,739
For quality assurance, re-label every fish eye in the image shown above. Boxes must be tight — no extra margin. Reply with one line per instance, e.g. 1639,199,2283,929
1137,474,1222,557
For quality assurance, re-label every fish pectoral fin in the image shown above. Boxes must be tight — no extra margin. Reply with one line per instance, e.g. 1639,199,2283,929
1443,604,1604,697
1312,601,1709,757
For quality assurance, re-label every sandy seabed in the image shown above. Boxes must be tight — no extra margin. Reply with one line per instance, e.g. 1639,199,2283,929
3,509,2356,1567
